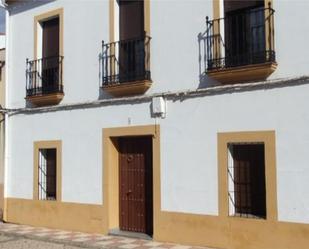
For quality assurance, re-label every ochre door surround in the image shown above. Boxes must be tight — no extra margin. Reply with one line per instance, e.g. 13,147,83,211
102,125,160,236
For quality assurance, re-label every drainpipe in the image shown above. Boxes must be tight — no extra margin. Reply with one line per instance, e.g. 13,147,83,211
1,0,9,221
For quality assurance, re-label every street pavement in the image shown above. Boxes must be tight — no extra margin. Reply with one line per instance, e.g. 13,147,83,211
0,222,215,249
0,233,83,249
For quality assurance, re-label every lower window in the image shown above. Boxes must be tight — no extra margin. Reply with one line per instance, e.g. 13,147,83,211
227,143,266,219
38,148,57,200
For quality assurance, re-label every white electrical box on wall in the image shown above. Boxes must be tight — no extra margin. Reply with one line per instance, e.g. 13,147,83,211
152,96,166,117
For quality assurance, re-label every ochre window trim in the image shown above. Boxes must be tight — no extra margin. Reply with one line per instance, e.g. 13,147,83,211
28,8,64,106
217,131,277,221
34,8,64,59
33,140,62,202
104,0,152,97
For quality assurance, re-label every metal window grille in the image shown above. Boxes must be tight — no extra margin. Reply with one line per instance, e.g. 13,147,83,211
198,2,275,73
227,143,266,219
101,35,151,86
38,148,57,200
26,56,64,97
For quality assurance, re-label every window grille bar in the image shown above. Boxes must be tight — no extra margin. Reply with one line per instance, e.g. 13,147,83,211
38,149,56,201
199,4,275,72
26,56,64,97
101,35,151,86
228,144,266,219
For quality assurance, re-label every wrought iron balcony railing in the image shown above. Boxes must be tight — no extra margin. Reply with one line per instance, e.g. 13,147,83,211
101,36,151,86
26,56,64,97
198,3,275,72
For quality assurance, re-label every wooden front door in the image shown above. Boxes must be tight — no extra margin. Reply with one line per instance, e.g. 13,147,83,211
118,136,153,235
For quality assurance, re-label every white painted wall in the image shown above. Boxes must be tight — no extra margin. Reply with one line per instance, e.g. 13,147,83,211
7,82,309,223
5,0,309,225
0,34,5,49
8,0,109,108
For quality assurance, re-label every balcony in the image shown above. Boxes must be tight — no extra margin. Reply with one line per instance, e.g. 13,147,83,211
101,36,152,97
199,3,277,84
26,56,64,106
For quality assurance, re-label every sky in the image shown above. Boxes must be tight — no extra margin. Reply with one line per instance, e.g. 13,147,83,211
0,8,5,33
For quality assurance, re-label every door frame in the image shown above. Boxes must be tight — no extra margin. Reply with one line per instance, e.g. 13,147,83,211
102,125,160,236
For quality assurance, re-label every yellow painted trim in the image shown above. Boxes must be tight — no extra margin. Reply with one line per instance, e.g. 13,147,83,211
102,80,152,97
156,210,309,249
109,0,114,43
102,125,160,234
5,128,309,249
207,62,278,84
34,8,64,59
217,130,277,221
264,0,275,52
3,197,7,221
155,131,309,249
109,0,150,43
213,0,274,19
144,0,151,36
33,140,62,202
213,0,220,20
26,92,64,107
5,198,105,234
107,1,152,96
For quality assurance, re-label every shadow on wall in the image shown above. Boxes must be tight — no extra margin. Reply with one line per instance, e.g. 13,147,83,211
98,52,113,100
197,25,220,89
198,72,218,89
25,99,35,108
9,1,57,15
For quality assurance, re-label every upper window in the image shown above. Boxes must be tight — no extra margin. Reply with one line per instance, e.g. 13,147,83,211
101,0,152,97
224,1,267,67
199,1,277,84
26,9,64,107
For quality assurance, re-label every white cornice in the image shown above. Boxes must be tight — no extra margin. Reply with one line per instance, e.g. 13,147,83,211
1,76,309,115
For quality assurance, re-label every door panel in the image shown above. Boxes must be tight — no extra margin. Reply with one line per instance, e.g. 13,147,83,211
42,17,60,91
119,0,144,41
119,136,153,235
119,0,145,82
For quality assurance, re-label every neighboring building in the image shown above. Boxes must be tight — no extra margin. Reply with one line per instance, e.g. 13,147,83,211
2,1,309,249
0,32,4,220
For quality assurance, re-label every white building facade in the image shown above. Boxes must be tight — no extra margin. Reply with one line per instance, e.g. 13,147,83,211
2,1,309,249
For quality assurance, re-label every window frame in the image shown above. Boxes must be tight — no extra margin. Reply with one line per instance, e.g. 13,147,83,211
217,131,277,221
33,140,62,202
227,142,266,219
34,8,64,60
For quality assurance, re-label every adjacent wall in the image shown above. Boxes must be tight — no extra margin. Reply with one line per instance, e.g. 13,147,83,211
0,48,5,219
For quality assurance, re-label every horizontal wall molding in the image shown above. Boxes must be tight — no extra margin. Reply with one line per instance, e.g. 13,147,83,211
2,75,309,116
